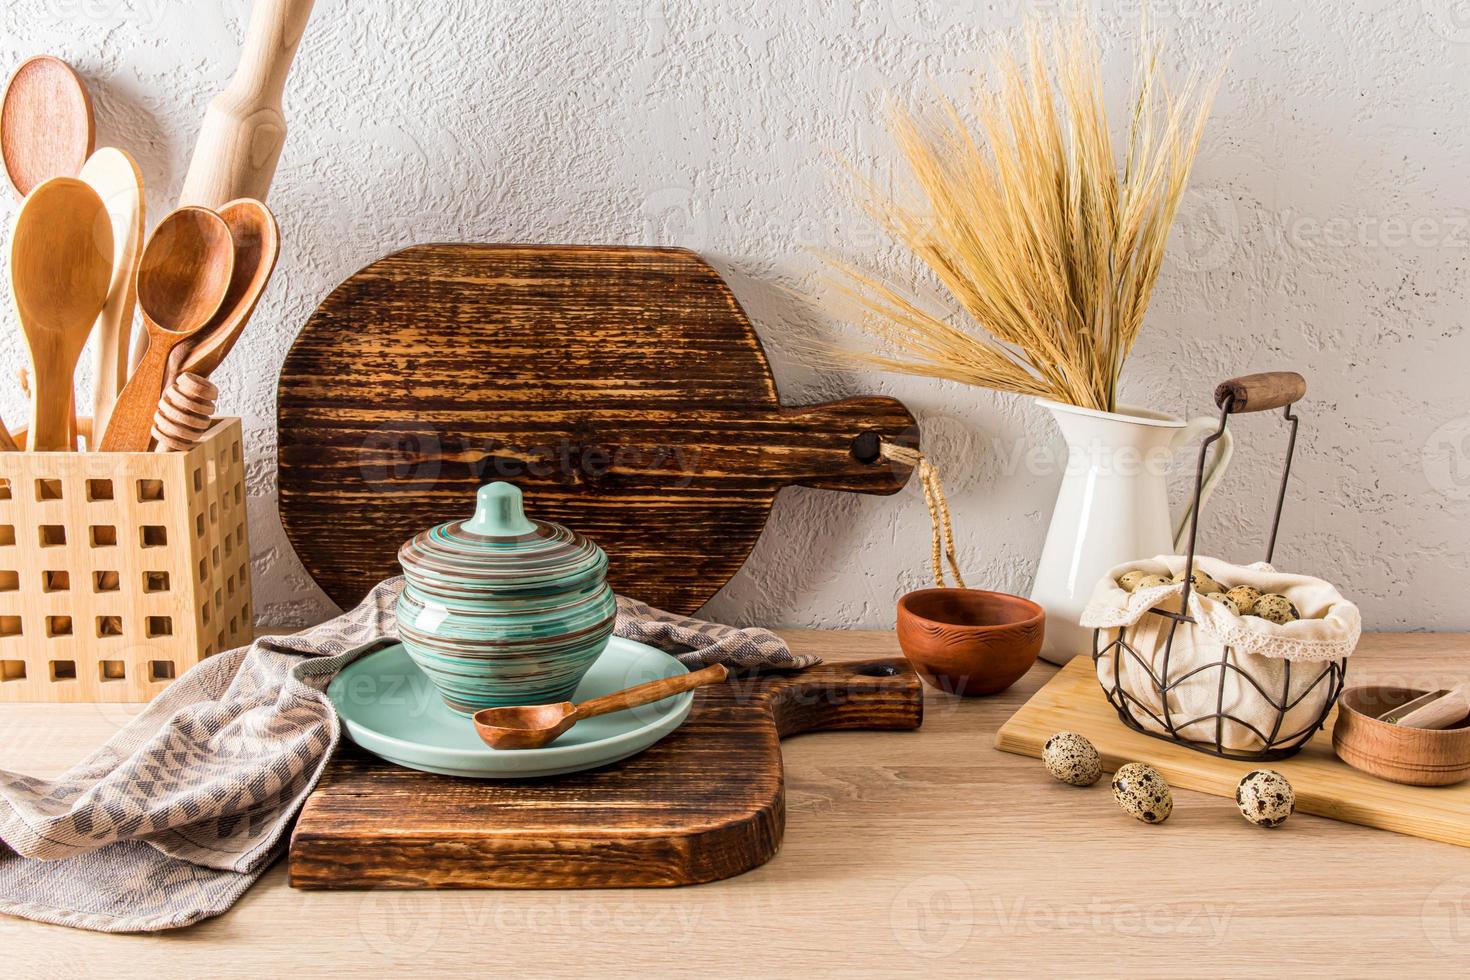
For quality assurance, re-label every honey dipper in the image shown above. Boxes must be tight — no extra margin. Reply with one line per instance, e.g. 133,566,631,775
150,372,219,452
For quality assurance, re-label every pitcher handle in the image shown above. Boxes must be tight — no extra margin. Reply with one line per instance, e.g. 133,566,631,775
1170,417,1233,552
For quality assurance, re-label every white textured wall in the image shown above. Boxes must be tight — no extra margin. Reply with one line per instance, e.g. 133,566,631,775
2,1,1467,631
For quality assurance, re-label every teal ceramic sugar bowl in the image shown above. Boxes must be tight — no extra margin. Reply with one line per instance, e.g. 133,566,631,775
396,482,617,715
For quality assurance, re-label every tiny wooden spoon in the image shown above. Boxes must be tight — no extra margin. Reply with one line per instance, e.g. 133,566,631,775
473,663,729,750
1,55,94,199
99,207,233,452
169,198,279,381
10,176,113,451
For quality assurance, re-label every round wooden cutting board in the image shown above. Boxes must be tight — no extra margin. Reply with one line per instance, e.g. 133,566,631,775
277,244,918,614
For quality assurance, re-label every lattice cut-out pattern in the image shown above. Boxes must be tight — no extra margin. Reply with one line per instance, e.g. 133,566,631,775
0,419,253,702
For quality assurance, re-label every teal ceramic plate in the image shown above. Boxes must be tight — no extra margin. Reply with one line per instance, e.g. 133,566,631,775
329,637,691,778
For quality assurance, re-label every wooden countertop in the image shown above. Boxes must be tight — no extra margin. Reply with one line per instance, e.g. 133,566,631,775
2,630,1468,976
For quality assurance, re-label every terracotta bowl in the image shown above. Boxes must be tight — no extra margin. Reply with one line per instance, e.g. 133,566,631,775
1332,686,1470,787
896,588,1045,696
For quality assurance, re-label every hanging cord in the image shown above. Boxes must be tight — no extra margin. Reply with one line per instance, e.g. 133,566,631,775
879,442,966,589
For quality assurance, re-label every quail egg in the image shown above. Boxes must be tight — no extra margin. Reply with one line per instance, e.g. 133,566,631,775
1225,585,1261,615
1117,569,1152,593
1235,770,1295,828
1252,593,1299,625
1173,568,1223,595
1204,591,1241,615
1042,731,1103,786
1111,762,1173,824
1133,574,1173,591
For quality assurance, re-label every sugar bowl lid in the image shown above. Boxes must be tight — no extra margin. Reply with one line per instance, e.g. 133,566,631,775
397,482,609,596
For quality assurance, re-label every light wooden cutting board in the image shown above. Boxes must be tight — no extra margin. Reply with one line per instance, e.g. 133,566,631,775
995,657,1470,848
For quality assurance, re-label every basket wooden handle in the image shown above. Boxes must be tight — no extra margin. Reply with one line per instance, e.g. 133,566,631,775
1214,372,1306,413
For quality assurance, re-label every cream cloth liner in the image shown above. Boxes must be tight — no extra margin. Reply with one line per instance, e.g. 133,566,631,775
1082,555,1361,751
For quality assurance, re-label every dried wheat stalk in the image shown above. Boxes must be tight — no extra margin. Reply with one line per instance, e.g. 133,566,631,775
818,15,1220,413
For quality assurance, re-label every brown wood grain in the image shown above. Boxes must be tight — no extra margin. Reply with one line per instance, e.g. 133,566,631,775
277,244,918,614
288,656,922,889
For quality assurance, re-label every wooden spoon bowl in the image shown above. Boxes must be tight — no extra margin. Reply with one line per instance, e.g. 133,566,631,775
173,198,279,380
99,206,233,451
1,55,93,198
896,588,1045,696
9,176,113,451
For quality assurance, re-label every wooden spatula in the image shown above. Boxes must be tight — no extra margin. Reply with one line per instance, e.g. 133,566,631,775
79,147,145,439
9,177,113,451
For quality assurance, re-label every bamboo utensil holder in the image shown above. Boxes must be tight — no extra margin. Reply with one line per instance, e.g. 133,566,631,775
0,417,252,702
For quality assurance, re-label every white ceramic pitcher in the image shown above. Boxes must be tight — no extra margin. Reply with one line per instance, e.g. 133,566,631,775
1030,399,1233,664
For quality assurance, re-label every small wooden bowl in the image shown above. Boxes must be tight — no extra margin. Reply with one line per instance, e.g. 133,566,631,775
896,588,1044,696
1332,686,1470,786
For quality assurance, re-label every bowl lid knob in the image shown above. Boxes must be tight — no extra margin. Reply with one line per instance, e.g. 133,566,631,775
465,481,537,537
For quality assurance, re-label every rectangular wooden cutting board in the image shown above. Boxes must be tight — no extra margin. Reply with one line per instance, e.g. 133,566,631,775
290,657,922,888
996,658,1470,848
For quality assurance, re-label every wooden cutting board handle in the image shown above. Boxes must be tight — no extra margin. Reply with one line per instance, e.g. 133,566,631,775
778,399,919,493
177,0,317,208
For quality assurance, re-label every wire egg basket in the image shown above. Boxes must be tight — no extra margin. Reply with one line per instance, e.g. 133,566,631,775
1091,373,1347,762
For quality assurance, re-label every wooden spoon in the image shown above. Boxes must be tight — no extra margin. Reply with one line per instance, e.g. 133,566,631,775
168,198,279,381
1389,684,1470,730
98,207,233,452
473,664,729,750
0,55,94,199
79,147,145,440
9,177,113,451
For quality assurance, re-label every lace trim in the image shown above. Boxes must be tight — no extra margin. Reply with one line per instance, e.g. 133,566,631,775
1080,558,1361,664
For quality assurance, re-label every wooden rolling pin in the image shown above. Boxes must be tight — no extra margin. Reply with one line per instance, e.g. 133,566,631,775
176,0,316,209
